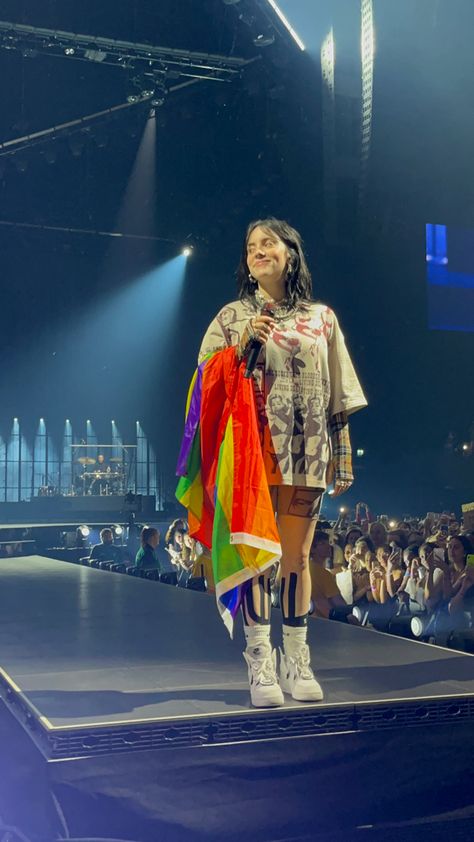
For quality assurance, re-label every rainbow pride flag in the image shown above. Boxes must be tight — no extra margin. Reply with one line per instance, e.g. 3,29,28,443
176,348,281,635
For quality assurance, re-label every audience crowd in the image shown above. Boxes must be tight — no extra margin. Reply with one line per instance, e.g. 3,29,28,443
84,504,474,654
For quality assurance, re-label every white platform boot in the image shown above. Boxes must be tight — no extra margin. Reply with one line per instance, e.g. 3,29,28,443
243,625,284,708
279,625,324,702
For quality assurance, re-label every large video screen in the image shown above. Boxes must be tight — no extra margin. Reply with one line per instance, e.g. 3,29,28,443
426,223,474,332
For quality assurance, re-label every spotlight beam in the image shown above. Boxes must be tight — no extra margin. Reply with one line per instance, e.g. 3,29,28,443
263,1,306,51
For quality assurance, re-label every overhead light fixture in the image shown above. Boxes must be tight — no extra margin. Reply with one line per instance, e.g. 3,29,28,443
84,49,107,62
13,153,28,173
182,246,193,257
265,0,306,51
64,46,75,56
253,29,275,48
41,145,57,165
68,133,86,158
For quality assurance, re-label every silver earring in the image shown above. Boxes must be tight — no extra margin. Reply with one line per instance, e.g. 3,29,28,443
248,273,257,284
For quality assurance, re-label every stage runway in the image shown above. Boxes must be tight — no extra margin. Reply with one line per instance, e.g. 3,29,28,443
0,555,473,761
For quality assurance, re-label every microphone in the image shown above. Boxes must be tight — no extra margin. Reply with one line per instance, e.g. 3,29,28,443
243,301,275,379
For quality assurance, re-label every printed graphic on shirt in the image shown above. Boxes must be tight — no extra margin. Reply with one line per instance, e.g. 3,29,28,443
199,299,366,488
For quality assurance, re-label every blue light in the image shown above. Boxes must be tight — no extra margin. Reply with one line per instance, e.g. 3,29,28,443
426,223,448,265
426,222,474,332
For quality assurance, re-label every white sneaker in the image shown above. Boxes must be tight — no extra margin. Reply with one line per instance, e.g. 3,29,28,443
279,644,324,702
243,646,285,708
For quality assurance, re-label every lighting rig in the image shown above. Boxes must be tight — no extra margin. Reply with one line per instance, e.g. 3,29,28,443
0,19,254,85
0,19,257,163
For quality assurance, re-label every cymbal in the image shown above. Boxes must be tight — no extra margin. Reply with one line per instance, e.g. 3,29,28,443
77,457,96,465
109,457,123,463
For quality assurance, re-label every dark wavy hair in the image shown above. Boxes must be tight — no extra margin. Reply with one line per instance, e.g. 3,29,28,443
237,218,314,309
448,534,472,562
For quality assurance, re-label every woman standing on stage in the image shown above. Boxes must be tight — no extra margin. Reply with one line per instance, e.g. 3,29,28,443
198,218,367,707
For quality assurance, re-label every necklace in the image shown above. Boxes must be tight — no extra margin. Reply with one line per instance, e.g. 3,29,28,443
254,289,297,322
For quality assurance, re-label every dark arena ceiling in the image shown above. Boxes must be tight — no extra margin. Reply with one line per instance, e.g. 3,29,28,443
0,0,317,249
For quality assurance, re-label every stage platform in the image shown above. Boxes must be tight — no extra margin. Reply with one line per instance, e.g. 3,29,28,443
0,555,473,764
0,493,158,525
1,555,474,840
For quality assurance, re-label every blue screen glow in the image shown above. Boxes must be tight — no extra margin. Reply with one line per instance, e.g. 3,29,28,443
426,223,474,332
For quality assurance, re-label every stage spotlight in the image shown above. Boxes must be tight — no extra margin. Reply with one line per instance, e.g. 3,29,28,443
389,520,396,529
356,448,365,457
76,525,91,549
91,125,109,149
22,47,38,59
352,606,364,623
113,524,124,536
77,525,90,538
182,246,193,257
13,154,28,173
41,145,57,165
84,49,107,63
64,47,75,56
340,507,346,514
265,0,305,51
253,29,276,48
411,616,426,638
68,133,86,158
462,443,469,452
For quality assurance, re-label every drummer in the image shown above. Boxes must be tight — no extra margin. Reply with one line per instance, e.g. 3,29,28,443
91,454,123,495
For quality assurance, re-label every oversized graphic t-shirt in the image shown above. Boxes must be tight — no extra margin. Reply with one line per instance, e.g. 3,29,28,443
198,297,367,489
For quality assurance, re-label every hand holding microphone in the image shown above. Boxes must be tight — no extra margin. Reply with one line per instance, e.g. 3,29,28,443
242,301,276,378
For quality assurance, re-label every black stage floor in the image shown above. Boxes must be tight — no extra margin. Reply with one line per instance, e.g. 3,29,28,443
0,555,473,761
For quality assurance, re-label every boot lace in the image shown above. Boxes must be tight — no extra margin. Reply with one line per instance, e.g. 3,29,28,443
249,651,277,686
292,644,315,681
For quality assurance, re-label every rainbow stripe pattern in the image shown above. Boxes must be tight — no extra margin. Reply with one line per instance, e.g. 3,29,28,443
176,347,281,635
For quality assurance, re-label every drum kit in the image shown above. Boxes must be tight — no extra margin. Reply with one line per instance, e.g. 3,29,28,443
76,456,125,496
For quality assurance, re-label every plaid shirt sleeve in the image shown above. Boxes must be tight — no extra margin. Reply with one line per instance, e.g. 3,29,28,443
328,411,354,483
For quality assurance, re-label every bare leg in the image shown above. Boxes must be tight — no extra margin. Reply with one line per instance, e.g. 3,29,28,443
277,486,320,625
